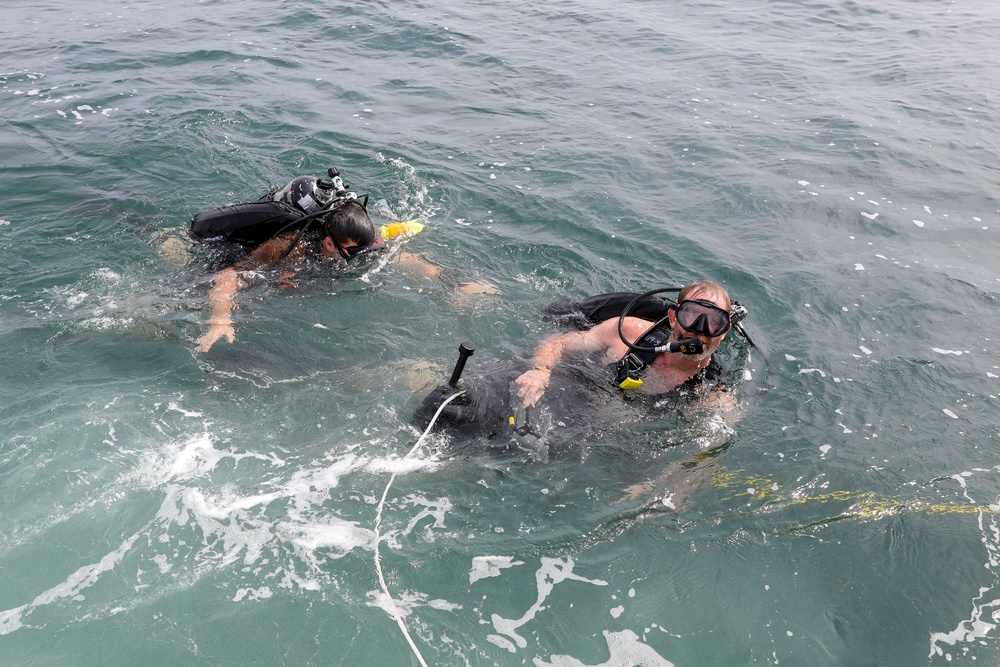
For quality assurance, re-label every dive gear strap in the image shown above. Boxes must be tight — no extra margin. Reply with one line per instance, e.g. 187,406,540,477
614,329,705,390
614,326,671,390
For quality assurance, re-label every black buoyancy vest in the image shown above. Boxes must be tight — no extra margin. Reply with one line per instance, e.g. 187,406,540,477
543,292,671,329
189,200,304,246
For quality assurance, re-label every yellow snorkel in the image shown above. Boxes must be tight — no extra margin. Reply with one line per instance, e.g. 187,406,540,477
380,220,425,241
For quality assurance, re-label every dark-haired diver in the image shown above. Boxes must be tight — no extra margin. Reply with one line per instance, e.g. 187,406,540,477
414,280,757,463
189,167,491,352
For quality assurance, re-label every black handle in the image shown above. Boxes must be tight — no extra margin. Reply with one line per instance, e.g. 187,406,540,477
448,341,476,387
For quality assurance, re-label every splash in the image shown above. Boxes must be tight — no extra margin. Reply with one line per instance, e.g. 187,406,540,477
0,421,442,638
488,557,608,651
0,531,142,636
929,468,1000,660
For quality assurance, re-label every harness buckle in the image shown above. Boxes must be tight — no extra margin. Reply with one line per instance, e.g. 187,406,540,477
614,353,646,391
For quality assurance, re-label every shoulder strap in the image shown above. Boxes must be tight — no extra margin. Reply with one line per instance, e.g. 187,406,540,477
612,323,671,390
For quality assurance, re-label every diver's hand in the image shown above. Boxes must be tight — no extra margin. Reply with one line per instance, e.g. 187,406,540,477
514,367,551,408
276,271,299,288
195,321,235,353
447,280,500,309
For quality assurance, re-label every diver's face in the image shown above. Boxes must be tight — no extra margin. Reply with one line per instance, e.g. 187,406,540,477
669,291,730,358
321,237,360,260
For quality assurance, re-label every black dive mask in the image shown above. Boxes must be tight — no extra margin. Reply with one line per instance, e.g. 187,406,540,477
333,237,380,262
675,299,731,338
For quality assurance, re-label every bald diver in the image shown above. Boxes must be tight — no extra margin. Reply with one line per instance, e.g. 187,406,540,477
414,280,761,462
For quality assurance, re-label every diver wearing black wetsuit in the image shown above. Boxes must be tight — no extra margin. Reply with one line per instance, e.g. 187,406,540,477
187,168,473,353
414,280,744,460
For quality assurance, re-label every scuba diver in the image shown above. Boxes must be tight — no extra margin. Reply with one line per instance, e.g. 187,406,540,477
515,280,740,407
413,279,760,461
188,166,479,353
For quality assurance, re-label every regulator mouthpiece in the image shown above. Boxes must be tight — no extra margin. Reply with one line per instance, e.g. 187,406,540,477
654,338,704,355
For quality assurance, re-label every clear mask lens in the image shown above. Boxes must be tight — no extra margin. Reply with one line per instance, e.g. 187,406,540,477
676,300,730,337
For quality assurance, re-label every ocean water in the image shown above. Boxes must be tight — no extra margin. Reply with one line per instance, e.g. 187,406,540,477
2,0,1000,665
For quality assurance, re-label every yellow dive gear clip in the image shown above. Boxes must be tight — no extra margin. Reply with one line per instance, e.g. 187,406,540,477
619,377,643,390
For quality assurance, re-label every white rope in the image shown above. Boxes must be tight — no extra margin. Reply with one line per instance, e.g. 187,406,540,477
373,389,466,667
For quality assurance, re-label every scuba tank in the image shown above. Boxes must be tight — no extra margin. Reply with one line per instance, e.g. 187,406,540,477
188,198,303,246
189,169,349,247
268,175,336,214
189,168,425,251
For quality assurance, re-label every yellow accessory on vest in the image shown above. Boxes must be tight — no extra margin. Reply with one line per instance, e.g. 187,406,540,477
619,377,643,390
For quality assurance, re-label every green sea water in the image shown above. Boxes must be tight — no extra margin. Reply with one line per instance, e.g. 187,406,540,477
2,1,1000,665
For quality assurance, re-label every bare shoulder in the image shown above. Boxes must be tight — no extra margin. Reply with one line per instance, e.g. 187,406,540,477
600,316,655,345
569,317,645,356
237,233,299,269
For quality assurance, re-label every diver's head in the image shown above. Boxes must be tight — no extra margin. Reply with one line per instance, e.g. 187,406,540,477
321,200,377,261
669,280,733,357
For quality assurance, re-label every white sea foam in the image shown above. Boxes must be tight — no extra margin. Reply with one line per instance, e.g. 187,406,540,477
166,402,203,418
470,556,524,584
379,494,454,550
930,474,1000,659
11,424,396,634
489,557,607,651
277,519,374,557
0,531,142,636
533,629,675,666
232,586,272,602
366,587,461,619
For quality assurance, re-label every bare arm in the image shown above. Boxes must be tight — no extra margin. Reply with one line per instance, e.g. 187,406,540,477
194,267,242,352
195,262,300,350
513,320,625,408
396,251,441,279
396,250,499,297
193,237,296,352
512,335,570,408
513,317,659,408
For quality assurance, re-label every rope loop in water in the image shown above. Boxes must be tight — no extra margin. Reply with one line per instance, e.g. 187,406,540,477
373,389,466,667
